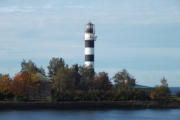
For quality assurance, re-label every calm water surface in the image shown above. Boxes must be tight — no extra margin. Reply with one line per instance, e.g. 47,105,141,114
0,109,180,120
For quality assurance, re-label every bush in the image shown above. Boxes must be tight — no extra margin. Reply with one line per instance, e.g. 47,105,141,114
13,95,28,102
176,91,180,97
132,89,148,100
150,86,171,100
51,88,149,102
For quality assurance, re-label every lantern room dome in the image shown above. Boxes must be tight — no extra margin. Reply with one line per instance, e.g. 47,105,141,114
87,22,92,25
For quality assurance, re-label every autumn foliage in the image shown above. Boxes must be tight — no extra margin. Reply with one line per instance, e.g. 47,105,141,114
12,72,39,98
0,74,12,97
0,58,172,102
0,71,49,101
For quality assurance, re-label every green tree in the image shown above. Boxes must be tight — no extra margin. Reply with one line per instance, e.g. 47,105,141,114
54,67,76,93
150,86,171,100
71,64,81,89
94,72,112,90
48,57,65,80
150,77,170,100
79,66,94,91
113,69,135,88
21,59,45,76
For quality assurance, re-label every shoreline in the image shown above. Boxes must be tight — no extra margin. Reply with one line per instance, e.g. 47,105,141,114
0,101,180,110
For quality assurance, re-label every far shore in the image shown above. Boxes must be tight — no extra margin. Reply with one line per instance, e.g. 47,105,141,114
0,101,180,110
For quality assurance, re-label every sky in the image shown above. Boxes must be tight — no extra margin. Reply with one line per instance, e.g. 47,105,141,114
0,0,180,87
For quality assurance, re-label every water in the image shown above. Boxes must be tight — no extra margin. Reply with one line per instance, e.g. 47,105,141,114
0,109,180,120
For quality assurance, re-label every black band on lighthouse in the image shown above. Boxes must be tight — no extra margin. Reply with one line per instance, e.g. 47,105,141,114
85,40,94,47
85,55,94,61
85,28,93,33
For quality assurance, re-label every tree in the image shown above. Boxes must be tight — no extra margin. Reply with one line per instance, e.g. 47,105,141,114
176,91,180,97
94,72,112,90
48,57,65,80
0,74,12,96
150,79,170,100
54,67,76,93
12,71,40,100
161,76,168,87
0,73,2,78
79,66,94,90
150,86,171,100
21,59,45,75
113,69,135,88
12,72,30,97
39,67,46,76
71,64,81,89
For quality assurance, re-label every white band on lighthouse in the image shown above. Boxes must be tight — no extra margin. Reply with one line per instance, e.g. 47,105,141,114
85,33,95,40
85,48,94,55
85,61,94,67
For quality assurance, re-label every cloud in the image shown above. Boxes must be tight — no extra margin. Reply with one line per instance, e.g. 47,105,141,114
0,6,34,13
0,0,179,25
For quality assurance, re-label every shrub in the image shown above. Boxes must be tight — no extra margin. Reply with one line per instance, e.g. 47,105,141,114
150,86,171,100
176,91,180,97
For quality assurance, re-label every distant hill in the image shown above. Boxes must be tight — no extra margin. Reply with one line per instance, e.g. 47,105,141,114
134,85,180,95
169,87,180,95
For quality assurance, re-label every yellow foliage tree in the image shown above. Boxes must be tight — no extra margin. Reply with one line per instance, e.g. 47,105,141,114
0,74,11,96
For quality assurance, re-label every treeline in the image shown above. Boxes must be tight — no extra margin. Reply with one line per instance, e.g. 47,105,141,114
0,57,174,101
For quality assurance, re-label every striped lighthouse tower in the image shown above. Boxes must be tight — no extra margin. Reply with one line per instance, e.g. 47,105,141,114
84,22,97,68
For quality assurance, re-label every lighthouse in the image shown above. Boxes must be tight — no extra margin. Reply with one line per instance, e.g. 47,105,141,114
84,22,97,68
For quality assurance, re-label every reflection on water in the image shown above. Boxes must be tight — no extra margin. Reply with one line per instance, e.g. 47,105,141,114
0,109,180,120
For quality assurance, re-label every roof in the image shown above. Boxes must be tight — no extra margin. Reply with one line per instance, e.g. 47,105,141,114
133,84,152,88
